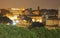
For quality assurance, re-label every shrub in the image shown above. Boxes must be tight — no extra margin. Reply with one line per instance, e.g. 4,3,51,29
28,22,44,29
0,24,37,38
0,24,60,38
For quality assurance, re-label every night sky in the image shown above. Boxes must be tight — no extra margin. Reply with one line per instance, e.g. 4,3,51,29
0,0,60,9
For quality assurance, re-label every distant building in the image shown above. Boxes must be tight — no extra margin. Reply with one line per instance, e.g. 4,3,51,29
32,10,40,15
45,9,60,27
46,16,60,26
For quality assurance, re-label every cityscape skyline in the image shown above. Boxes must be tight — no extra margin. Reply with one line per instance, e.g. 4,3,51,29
0,0,60,9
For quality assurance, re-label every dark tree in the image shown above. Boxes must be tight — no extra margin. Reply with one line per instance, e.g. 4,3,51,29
0,16,13,24
0,9,10,17
28,22,44,29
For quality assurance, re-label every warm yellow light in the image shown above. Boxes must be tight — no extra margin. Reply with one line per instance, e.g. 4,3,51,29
7,23,10,25
11,8,20,10
23,20,27,22
36,20,39,22
19,7,25,10
21,8,25,10
15,20,19,23
32,19,35,22
32,11,39,15
36,19,42,23
14,15,17,19
39,20,42,23
6,15,18,23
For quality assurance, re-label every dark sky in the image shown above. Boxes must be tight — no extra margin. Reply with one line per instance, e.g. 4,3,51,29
0,0,60,9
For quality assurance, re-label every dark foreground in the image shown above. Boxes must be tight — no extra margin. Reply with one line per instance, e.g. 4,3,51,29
0,24,60,38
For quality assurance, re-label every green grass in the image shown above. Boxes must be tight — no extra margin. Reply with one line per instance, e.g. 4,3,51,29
0,24,60,38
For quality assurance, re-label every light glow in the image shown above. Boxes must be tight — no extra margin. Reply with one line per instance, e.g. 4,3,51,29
12,20,16,25
16,20,19,23
36,19,42,23
32,19,35,22
11,8,20,10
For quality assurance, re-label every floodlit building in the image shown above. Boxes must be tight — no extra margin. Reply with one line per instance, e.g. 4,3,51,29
8,8,25,15
32,10,40,15
46,8,60,27
46,16,59,26
31,16,42,23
